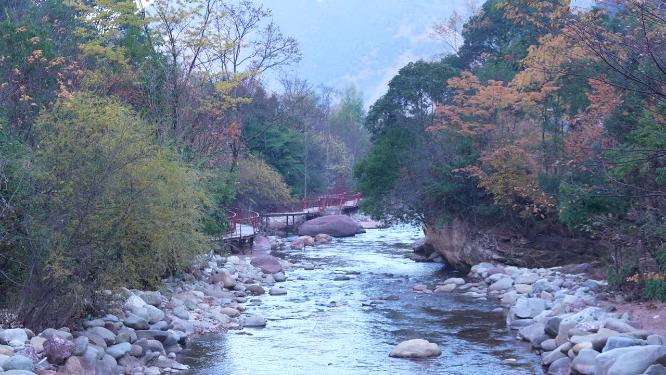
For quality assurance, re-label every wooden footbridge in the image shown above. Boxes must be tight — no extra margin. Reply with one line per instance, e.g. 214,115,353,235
222,192,361,251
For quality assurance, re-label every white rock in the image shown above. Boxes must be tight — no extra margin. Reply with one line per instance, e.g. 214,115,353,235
389,339,441,358
513,297,547,319
442,278,465,285
595,345,666,375
488,278,513,291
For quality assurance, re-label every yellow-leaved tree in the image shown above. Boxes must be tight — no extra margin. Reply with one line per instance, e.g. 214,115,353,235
21,93,207,328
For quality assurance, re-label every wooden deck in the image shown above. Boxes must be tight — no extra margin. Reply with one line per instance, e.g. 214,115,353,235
223,224,256,240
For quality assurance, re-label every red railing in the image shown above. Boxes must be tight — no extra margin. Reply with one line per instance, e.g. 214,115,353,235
264,192,362,214
225,208,261,236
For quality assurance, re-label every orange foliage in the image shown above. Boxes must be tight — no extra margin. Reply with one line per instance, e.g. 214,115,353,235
564,79,620,163
433,72,522,138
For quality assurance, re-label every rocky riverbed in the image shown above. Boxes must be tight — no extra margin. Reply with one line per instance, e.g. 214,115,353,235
2,225,663,375
0,252,292,374
425,262,666,374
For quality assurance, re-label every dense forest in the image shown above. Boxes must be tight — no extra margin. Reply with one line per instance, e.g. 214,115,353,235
0,0,367,328
355,0,666,300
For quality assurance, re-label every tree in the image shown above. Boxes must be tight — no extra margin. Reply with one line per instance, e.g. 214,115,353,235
20,93,206,328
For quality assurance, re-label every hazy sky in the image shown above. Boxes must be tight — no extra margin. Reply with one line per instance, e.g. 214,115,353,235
259,0,593,107
259,0,465,106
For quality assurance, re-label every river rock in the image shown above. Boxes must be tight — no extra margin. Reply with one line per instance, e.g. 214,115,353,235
242,315,267,327
173,306,190,320
29,336,45,353
604,319,636,333
602,336,645,352
519,323,547,345
135,338,165,355
143,304,165,324
246,284,265,295
95,354,119,375
40,328,73,341
514,297,547,319
290,239,305,250
443,278,465,285
123,312,149,330
545,316,562,337
298,215,364,237
644,365,666,375
82,319,105,329
501,290,518,305
543,350,567,366
0,329,28,347
298,235,315,246
253,235,272,253
86,327,115,346
435,284,456,293
2,355,34,371
514,284,533,294
219,307,240,317
389,339,441,358
139,291,162,307
116,328,137,344
125,295,147,312
595,345,666,375
43,335,74,364
250,255,283,274
548,357,572,375
269,287,287,296
570,328,619,351
314,233,333,244
73,336,89,356
106,342,131,359
63,355,89,375
647,335,666,346
488,278,513,291
572,349,599,374
274,272,287,282
516,273,540,284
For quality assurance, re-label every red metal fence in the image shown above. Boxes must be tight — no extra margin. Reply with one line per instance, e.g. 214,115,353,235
264,192,361,214
225,208,261,236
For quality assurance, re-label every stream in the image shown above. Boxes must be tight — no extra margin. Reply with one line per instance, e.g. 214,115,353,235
181,225,543,374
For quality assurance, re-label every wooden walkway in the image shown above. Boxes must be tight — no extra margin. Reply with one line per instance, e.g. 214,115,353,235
222,192,361,251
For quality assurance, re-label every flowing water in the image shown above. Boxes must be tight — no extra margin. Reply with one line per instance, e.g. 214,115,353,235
182,225,543,374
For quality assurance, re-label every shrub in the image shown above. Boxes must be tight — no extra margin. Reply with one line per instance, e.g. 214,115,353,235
20,93,207,328
644,279,666,302
235,155,291,210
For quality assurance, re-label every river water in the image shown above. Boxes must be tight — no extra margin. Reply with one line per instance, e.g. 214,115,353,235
182,225,543,374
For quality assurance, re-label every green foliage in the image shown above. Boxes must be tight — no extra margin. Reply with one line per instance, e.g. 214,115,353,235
644,279,666,302
366,60,458,136
236,156,291,209
200,169,236,236
658,245,666,273
354,127,413,218
20,93,206,327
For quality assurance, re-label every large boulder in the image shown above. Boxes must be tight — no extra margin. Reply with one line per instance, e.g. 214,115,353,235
250,255,283,274
298,215,364,237
389,339,441,358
